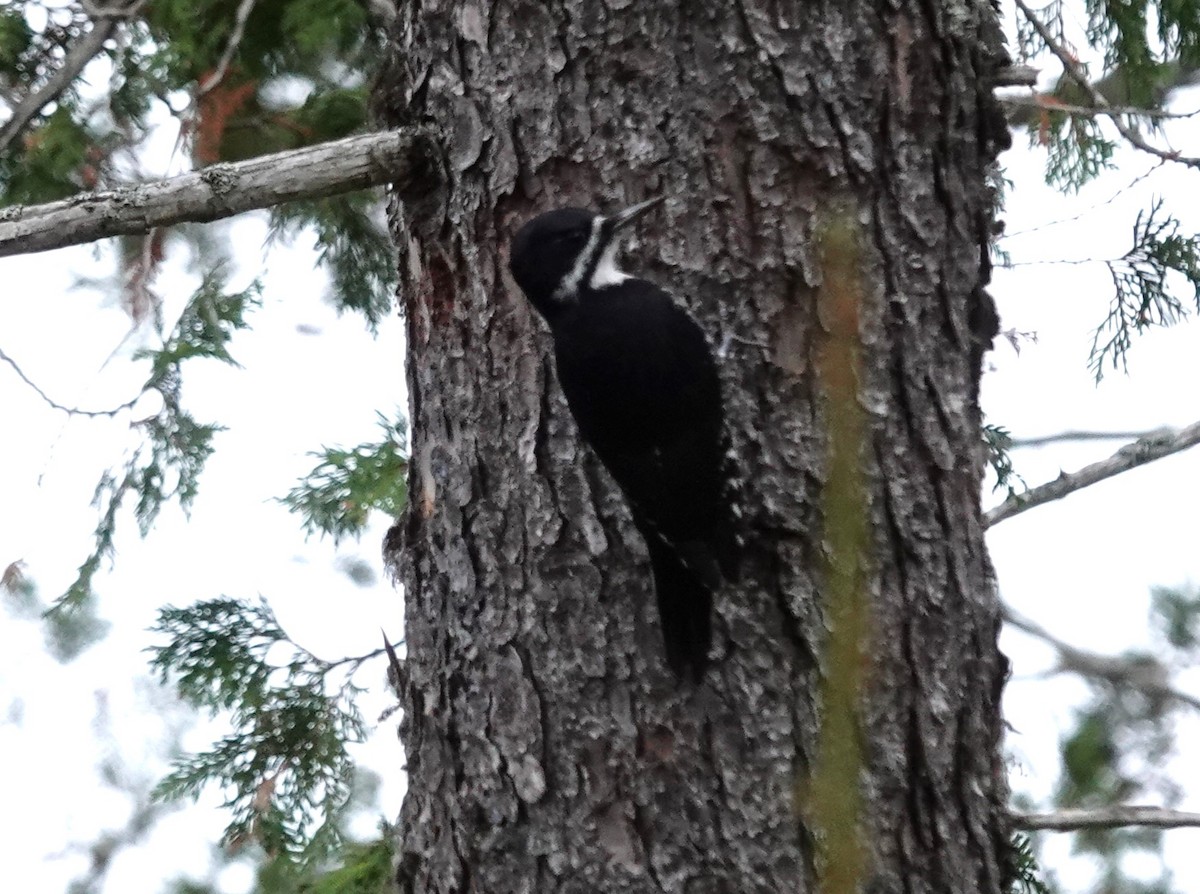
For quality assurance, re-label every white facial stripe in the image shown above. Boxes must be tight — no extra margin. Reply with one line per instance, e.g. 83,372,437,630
589,240,628,290
552,215,604,302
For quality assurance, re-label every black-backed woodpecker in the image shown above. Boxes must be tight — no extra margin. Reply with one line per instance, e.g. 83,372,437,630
509,198,738,680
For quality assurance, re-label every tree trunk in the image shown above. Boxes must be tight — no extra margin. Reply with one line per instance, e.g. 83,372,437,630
379,2,1013,892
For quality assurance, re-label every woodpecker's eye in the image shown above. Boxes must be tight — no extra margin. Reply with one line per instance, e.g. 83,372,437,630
553,229,585,246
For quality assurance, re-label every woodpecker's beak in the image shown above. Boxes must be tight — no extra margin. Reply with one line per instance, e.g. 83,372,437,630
606,196,664,232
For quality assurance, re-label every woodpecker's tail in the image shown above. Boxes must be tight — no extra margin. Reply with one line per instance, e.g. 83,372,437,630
644,533,714,682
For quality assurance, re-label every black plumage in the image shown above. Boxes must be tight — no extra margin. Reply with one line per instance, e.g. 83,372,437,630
509,200,737,680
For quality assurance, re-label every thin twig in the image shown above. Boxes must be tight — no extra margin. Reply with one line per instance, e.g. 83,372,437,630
985,421,1200,526
1013,0,1200,170
1009,429,1166,448
320,646,387,673
382,629,405,697
1002,162,1165,239
1003,605,1200,712
1004,255,1107,267
1001,94,1200,121
0,344,141,418
1014,806,1200,831
0,127,436,256
196,0,258,98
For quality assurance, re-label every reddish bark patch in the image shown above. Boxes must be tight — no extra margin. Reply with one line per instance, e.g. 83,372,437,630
426,251,457,329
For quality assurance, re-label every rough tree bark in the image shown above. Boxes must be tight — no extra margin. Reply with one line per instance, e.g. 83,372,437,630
378,2,1013,892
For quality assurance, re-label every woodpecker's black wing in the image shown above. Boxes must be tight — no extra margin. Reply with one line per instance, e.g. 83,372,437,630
549,279,735,678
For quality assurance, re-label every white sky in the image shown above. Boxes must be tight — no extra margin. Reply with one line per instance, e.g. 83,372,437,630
985,82,1200,892
3,4,1200,892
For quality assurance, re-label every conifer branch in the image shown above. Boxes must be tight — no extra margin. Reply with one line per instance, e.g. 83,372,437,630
985,421,1200,526
1013,0,1200,169
0,3,141,154
0,128,437,257
1013,806,1200,831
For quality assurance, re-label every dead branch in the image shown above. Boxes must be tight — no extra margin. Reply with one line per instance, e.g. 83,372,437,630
1014,806,1200,831
1001,162,1165,239
991,65,1040,88
0,344,142,417
1001,93,1200,121
1003,605,1200,712
0,128,437,257
985,421,1200,526
1009,428,1167,448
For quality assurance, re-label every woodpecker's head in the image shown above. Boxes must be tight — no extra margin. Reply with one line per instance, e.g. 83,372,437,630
508,197,663,319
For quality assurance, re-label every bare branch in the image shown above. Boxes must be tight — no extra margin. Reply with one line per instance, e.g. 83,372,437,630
0,344,141,417
1003,605,1200,712
1009,428,1167,448
991,65,1040,88
1002,162,1166,239
1013,0,1200,169
1005,254,1112,267
196,0,258,98
1001,93,1200,121
1014,806,1200,831
0,128,437,257
985,421,1200,526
